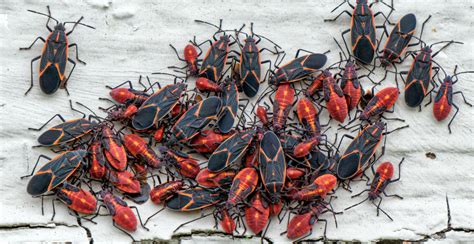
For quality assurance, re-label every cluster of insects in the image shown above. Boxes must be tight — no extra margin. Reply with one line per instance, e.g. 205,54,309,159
21,1,472,242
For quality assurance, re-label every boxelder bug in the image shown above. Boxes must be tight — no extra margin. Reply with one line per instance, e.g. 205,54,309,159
101,125,127,171
207,129,256,172
189,129,233,154
259,131,286,203
217,79,239,133
269,50,327,85
273,83,295,132
20,6,94,95
430,66,473,133
245,192,270,234
193,19,235,83
166,187,223,212
226,167,259,208
56,182,97,216
345,158,404,220
106,169,141,194
123,133,161,168
132,83,187,131
89,138,106,179
233,23,282,97
291,174,337,201
322,70,348,123
196,168,236,188
22,150,87,196
401,34,463,108
359,87,400,121
325,0,394,64
168,43,201,76
170,96,222,144
296,97,321,136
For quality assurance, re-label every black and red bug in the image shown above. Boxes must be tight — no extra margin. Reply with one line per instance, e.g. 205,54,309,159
89,138,106,179
22,150,87,196
101,125,127,171
233,23,282,97
325,0,394,64
132,83,187,131
269,50,327,85
170,96,222,144
359,87,399,121
259,131,286,203
217,79,239,133
322,70,348,123
245,192,270,234
189,129,233,154
207,129,255,172
166,187,223,212
345,158,404,220
20,6,94,95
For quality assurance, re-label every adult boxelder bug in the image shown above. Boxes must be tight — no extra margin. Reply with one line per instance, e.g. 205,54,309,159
20,6,94,95
345,158,404,220
336,122,391,181
226,167,259,208
269,50,327,85
194,19,234,83
401,36,463,108
207,129,255,172
259,131,286,203
217,79,239,133
170,96,222,144
23,150,87,196
430,67,473,133
166,187,223,211
30,101,99,147
296,97,321,136
233,23,282,97
323,70,348,123
245,192,270,234
123,133,161,168
132,83,186,131
324,0,394,64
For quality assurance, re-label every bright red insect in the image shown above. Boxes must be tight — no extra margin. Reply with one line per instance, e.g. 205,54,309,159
291,174,337,201
150,181,183,204
57,183,97,214
101,191,138,232
273,84,295,131
190,130,233,154
323,70,348,123
360,87,399,120
245,192,270,234
123,133,161,168
101,126,127,171
296,97,321,135
226,167,259,207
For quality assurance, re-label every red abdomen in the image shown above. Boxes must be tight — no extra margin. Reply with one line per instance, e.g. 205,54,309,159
433,96,451,121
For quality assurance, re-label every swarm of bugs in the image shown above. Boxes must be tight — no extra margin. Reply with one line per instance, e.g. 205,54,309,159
21,2,472,242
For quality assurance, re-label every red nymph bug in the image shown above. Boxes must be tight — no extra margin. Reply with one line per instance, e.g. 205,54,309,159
325,0,394,64
291,174,337,201
345,158,404,220
99,190,148,240
56,182,97,215
23,150,87,196
168,43,201,76
296,97,321,136
189,129,233,154
89,138,106,179
196,168,236,188
359,87,400,121
273,83,295,132
149,181,184,205
305,72,327,97
123,133,161,168
20,6,94,95
161,148,200,179
101,125,127,171
226,167,259,208
322,70,348,123
207,129,255,172
245,192,270,234
259,131,286,203
106,169,141,194
430,67,473,133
